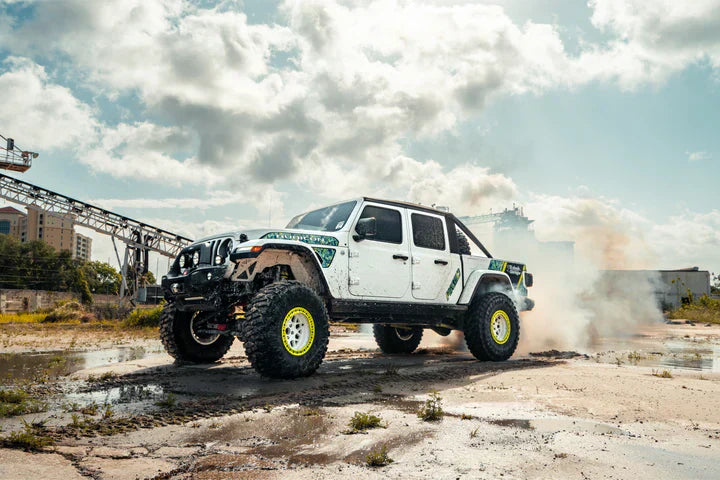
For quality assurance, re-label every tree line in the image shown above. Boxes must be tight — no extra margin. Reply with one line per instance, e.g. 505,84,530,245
0,234,155,302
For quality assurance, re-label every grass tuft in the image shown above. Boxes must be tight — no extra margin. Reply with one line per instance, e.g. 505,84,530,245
652,369,673,378
365,445,393,467
417,390,443,421
0,388,46,417
348,411,384,433
1,419,53,451
155,393,177,409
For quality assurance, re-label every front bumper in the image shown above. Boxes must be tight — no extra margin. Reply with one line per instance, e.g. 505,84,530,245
161,266,228,305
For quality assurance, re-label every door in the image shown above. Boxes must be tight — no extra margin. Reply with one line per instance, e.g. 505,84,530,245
409,211,452,301
349,204,410,298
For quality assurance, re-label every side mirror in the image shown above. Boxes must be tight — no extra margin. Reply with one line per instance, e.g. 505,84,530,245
354,217,377,241
525,273,534,287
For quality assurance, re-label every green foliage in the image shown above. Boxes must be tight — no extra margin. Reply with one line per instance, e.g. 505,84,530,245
667,294,720,324
1,419,53,451
348,411,384,432
365,445,393,467
417,390,444,421
122,305,163,328
0,235,122,299
0,388,46,417
155,393,177,409
652,369,673,378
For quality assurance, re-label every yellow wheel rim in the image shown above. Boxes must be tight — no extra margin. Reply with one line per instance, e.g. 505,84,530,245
281,307,315,356
490,310,511,345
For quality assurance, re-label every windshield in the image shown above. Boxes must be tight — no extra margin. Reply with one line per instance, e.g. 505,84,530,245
286,201,357,232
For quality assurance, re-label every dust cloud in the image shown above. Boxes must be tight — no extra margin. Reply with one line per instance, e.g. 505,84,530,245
482,223,665,354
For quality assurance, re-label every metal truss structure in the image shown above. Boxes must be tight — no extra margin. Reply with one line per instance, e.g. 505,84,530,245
0,174,192,257
0,173,194,298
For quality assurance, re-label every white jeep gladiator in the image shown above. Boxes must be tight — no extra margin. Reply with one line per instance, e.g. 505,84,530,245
160,197,534,378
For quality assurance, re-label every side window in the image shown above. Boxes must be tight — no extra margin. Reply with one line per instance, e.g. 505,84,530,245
411,213,446,250
357,206,402,244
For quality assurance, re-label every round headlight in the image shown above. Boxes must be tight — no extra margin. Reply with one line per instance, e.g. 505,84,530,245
179,255,186,268
192,251,200,265
215,255,223,265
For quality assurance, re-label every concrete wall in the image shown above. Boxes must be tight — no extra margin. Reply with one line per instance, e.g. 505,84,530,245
0,289,118,313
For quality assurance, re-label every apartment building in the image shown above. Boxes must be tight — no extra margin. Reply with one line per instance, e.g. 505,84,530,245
0,205,92,261
73,233,93,262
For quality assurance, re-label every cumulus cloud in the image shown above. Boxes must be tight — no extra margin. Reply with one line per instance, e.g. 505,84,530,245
580,0,720,87
0,57,97,150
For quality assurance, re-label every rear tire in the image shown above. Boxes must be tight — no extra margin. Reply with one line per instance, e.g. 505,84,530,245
160,303,234,363
244,281,330,379
373,325,423,354
464,292,519,361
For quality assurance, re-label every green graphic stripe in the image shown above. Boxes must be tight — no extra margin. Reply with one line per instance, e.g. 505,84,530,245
262,232,340,246
312,247,336,268
446,268,461,300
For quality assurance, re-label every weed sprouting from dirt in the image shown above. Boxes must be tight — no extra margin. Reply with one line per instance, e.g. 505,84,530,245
80,402,99,416
554,452,569,459
347,411,385,433
383,366,399,376
417,390,444,421
87,371,117,383
470,426,481,438
1,419,53,451
461,413,473,420
652,369,673,378
300,408,320,416
365,445,393,467
373,384,383,393
155,393,177,408
102,404,114,419
0,388,46,417
263,403,274,413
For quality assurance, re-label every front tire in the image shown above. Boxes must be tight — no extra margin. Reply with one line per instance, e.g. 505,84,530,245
373,325,423,354
244,281,330,379
160,303,234,363
464,292,519,361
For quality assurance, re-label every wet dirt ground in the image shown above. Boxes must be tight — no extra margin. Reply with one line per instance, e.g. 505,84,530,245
1,321,719,479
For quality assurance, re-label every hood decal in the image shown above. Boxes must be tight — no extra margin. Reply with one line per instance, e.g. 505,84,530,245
262,232,339,246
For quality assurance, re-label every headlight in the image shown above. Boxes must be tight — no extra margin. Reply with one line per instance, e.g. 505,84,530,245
192,251,200,265
215,255,223,265
179,255,186,268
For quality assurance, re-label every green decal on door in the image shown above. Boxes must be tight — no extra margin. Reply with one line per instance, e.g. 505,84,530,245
445,268,461,300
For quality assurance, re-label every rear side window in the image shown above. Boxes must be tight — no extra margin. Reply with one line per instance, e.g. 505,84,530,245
358,206,402,244
411,213,446,250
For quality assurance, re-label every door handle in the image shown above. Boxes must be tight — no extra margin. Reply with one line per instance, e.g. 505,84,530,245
393,254,409,261
434,259,448,265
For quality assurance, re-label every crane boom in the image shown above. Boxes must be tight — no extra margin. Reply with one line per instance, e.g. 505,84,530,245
0,173,192,258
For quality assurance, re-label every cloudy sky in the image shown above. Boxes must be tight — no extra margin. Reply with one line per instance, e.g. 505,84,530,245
0,0,718,277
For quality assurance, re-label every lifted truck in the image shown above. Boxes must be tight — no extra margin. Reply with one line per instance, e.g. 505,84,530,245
160,197,534,378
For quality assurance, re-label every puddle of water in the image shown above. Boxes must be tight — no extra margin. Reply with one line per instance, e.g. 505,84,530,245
0,347,157,382
487,417,624,435
589,336,720,372
65,384,165,407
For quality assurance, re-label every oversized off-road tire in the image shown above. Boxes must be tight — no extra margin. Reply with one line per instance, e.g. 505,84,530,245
160,303,234,363
244,281,330,379
373,325,423,354
456,231,472,255
464,292,519,361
